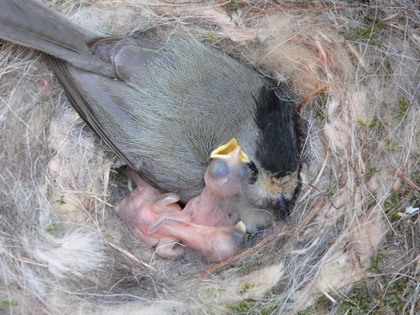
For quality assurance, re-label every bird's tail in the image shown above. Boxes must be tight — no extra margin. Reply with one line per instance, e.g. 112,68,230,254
0,0,114,76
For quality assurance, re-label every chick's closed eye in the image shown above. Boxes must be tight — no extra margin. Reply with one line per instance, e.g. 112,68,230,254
208,160,229,180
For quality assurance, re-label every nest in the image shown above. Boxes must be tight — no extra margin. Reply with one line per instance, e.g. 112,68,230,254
0,0,418,314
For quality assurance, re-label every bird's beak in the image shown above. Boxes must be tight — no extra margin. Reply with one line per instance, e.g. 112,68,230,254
210,138,250,164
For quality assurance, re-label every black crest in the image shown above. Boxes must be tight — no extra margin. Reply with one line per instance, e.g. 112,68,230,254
254,84,299,177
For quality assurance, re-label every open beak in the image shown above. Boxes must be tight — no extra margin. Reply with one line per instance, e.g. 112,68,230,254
210,138,250,164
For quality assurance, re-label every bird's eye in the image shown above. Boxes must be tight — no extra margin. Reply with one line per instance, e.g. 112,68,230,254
209,160,229,179
248,161,258,184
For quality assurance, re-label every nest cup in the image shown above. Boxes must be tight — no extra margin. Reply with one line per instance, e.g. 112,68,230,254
0,1,418,314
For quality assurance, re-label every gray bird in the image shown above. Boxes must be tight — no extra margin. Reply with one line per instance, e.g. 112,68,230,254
0,0,301,233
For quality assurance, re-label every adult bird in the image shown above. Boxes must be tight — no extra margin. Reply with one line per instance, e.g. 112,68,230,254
0,0,301,233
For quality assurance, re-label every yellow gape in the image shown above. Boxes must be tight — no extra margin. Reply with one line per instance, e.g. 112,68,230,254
210,138,250,164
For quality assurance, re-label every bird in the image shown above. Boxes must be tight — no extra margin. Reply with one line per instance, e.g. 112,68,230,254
0,0,301,234
115,138,251,261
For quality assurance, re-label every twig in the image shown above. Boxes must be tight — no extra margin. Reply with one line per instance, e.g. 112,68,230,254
394,168,420,191
200,229,290,277
297,83,331,114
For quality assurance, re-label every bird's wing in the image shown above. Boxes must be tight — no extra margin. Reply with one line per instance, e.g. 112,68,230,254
48,57,142,172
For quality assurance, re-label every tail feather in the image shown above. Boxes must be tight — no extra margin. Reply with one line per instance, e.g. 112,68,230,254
0,0,114,76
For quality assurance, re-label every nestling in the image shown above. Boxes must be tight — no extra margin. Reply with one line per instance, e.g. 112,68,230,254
115,139,251,261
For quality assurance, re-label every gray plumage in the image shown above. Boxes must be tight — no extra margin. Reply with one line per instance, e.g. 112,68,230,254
0,0,300,232
55,37,267,200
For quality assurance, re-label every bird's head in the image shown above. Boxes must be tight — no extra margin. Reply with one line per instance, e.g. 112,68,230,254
235,83,301,225
204,137,252,197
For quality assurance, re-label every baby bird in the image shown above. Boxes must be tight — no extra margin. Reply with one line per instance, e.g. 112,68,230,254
115,139,250,262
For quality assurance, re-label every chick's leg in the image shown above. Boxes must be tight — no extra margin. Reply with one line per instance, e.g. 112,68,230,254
115,170,189,249
158,221,246,262
116,186,244,261
147,193,190,232
117,166,245,261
